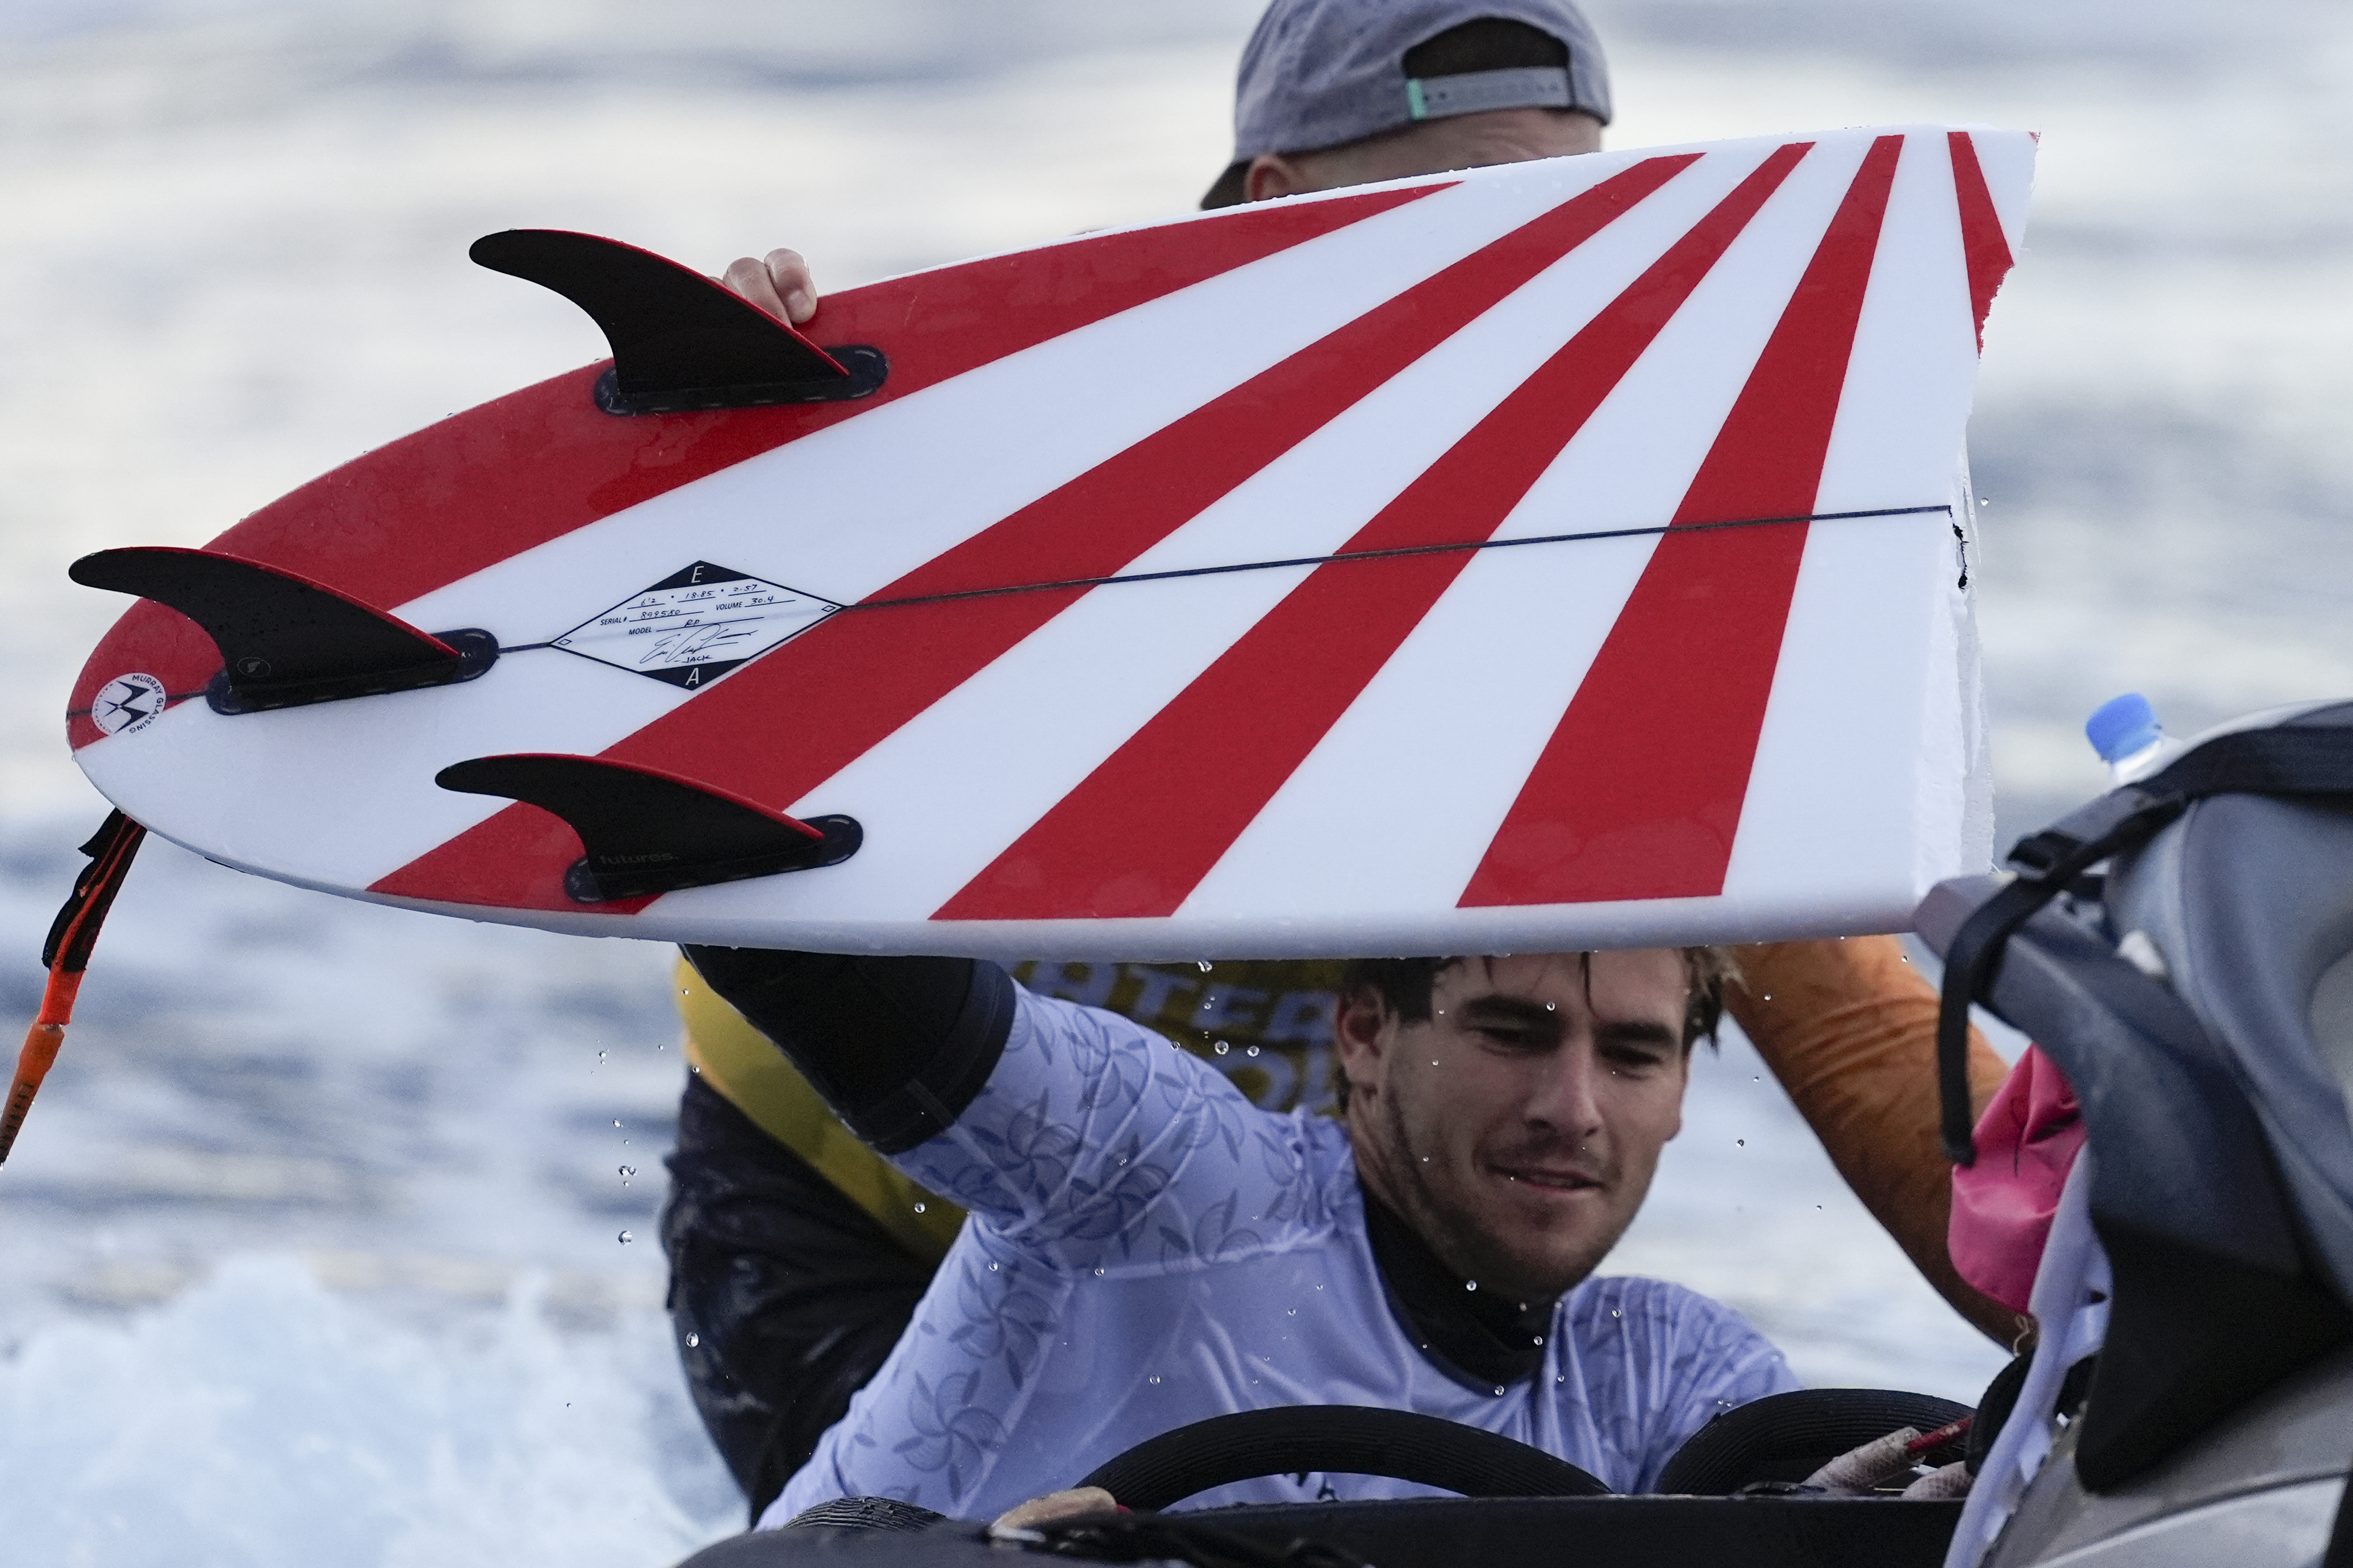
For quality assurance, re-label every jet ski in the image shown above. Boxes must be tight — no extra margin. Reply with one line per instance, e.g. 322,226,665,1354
1922,696,2353,1567
665,698,2353,1568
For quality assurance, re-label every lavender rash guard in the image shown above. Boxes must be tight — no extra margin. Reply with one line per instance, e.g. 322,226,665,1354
764,987,1797,1523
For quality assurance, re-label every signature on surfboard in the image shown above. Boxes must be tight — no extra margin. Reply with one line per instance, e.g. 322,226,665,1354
549,561,840,688
639,618,766,667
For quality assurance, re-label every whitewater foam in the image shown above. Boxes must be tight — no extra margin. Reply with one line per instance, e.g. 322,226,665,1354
0,1255,738,1567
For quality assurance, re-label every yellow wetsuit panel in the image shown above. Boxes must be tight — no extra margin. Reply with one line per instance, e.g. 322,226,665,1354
678,959,970,1261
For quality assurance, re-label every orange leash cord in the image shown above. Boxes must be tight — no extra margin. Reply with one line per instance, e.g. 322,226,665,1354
1,811,145,1165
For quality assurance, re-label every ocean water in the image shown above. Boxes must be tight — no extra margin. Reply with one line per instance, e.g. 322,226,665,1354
2,1,2348,1562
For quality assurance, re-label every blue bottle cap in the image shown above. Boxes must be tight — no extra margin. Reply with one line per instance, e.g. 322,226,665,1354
2086,693,2162,763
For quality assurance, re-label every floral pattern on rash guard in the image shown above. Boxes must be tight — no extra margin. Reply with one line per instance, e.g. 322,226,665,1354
767,986,1798,1524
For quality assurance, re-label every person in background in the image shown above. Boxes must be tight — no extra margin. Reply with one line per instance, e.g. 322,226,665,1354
666,0,2014,1522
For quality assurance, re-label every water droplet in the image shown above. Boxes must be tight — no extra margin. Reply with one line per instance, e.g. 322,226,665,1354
686,1332,699,1348
988,1261,999,1271
1533,1335,1545,1345
1493,1386,1507,1396
1545,1002,1555,1011
1735,1139,1745,1147
1287,1308,1297,1316
613,1119,623,1128
1094,1267,1106,1277
1245,1044,1260,1057
913,1202,926,1214
1214,1042,1229,1055
1198,960,1213,972
1611,1308,1622,1319
1761,993,1771,1002
597,1051,607,1064
1148,1375,1162,1385
618,1230,633,1244
1465,1280,1478,1292
619,1165,635,1178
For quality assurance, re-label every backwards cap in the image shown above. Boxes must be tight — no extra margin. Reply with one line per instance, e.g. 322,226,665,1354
1204,0,1613,208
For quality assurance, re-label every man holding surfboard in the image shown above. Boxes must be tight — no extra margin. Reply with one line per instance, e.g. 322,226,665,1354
683,939,1793,1520
667,0,2014,1523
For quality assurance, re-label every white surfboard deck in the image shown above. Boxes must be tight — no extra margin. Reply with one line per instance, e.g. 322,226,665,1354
68,124,2031,959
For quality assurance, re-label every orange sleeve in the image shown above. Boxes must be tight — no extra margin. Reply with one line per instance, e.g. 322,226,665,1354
1724,935,2024,1346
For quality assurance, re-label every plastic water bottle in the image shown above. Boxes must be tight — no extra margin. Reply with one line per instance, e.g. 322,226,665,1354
2085,693,2188,785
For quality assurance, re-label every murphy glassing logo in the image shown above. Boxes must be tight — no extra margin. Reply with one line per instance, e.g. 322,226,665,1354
91,673,168,736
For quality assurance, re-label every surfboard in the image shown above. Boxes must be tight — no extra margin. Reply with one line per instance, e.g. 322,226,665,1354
63,124,2032,960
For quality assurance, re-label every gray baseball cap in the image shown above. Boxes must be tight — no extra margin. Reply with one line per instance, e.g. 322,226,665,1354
1204,1,1613,208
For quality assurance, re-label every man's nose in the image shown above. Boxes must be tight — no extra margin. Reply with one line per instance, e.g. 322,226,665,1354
1524,1043,1605,1138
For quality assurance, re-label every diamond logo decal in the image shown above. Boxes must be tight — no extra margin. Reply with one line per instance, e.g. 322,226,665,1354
555,562,838,689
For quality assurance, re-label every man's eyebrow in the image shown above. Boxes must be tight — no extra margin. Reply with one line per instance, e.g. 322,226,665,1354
1453,995,1562,1031
1594,1018,1679,1051
1453,997,1682,1048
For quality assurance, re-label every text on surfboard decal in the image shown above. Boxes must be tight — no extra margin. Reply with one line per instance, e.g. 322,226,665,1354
554,562,839,689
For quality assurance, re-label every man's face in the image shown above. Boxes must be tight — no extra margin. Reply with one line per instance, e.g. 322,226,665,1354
1338,952,1691,1302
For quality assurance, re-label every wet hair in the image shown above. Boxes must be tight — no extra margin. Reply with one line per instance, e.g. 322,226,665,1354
1333,950,1740,1110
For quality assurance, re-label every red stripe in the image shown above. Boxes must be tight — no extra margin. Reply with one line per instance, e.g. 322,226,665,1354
373,157,1707,913
934,146,1814,922
69,185,1438,748
1946,131,2016,353
1459,134,1906,910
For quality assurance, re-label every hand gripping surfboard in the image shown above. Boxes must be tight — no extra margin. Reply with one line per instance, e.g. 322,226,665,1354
65,126,2033,959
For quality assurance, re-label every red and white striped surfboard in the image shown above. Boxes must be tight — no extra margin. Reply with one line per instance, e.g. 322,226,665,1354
66,125,2031,960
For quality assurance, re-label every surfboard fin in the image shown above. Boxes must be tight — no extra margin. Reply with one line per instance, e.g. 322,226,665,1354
433,754,861,904
469,229,889,416
70,547,499,714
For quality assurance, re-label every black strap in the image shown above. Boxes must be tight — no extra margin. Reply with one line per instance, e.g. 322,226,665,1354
1937,726,2353,1164
40,809,147,973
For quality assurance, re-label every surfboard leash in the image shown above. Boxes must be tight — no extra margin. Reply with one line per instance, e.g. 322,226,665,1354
1,810,146,1165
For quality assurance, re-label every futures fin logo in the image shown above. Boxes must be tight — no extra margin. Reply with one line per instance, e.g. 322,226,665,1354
554,562,838,689
92,672,168,736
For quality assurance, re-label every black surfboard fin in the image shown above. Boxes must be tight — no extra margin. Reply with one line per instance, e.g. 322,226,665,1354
469,229,888,415
433,753,861,904
70,546,498,715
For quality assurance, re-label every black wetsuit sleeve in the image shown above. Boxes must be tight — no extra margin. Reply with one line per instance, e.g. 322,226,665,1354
679,946,1016,1155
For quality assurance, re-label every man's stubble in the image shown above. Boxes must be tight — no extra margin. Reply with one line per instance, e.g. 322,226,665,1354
1369,1055,1646,1306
